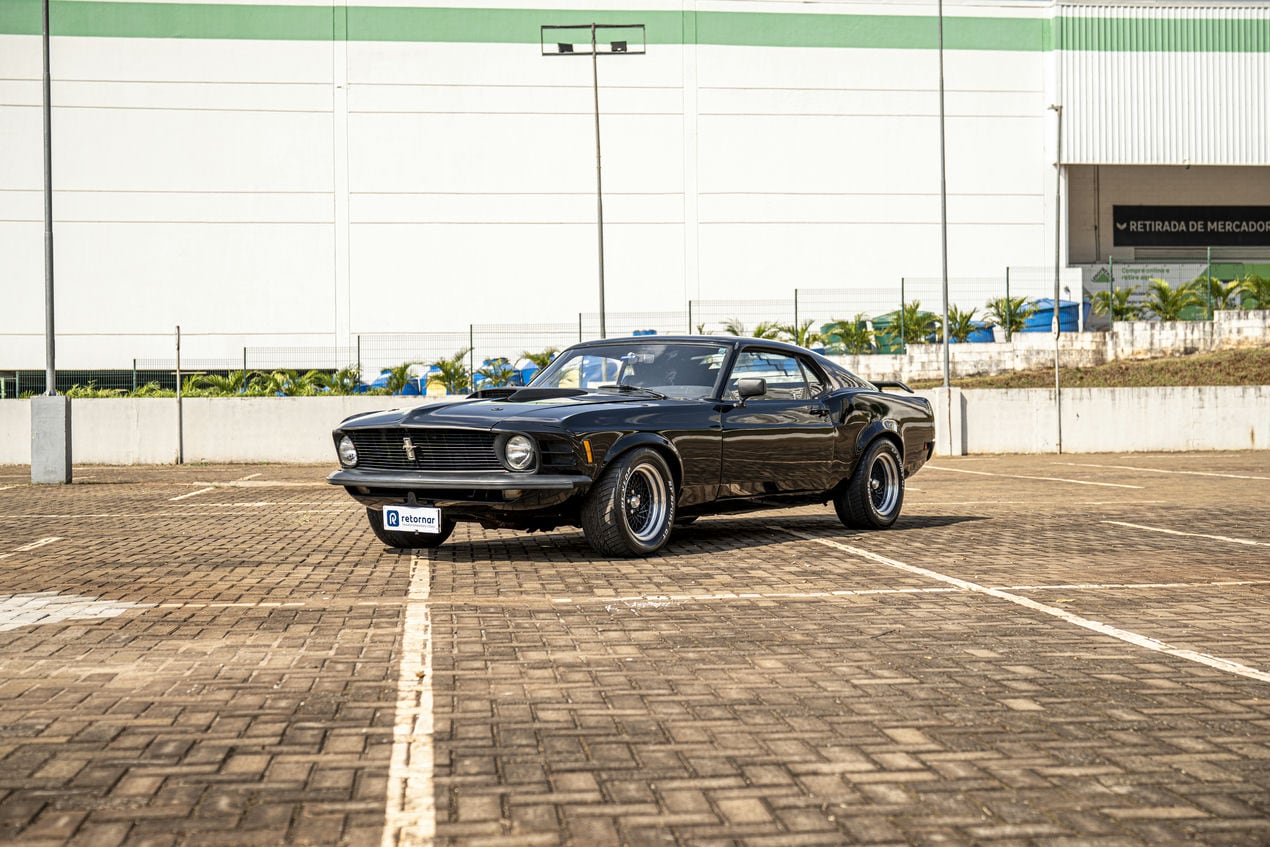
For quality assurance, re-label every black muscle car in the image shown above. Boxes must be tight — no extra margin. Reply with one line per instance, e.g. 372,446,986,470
328,336,935,557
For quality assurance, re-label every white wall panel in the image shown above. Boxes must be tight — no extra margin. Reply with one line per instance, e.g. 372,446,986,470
1060,6,1270,165
54,108,333,192
348,112,683,194
348,222,685,330
49,222,335,335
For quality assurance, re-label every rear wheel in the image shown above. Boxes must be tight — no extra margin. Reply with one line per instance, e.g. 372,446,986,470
366,507,455,549
834,440,905,529
581,448,676,557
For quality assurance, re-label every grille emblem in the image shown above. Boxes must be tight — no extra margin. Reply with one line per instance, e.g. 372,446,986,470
402,437,416,462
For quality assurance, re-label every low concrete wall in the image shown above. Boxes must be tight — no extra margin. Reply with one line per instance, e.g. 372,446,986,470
828,310,1270,382
919,385,1268,455
2,386,1265,465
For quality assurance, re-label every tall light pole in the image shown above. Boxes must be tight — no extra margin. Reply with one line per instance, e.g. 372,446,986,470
541,23,644,340
1050,103,1063,454
32,0,72,485
938,0,950,392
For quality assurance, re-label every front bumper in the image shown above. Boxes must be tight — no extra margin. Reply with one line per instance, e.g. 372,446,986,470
327,468,590,491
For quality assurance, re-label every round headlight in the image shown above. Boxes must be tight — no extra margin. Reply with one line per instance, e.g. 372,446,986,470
504,435,536,471
338,435,358,466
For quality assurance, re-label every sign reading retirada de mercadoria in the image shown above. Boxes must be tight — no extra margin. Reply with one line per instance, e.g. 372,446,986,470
1113,206,1270,248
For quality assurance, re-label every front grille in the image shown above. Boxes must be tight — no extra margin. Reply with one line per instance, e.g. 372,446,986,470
348,428,503,472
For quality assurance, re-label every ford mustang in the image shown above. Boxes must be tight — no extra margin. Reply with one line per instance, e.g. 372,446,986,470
328,336,936,557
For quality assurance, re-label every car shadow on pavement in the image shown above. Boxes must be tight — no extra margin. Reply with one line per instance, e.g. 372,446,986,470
419,513,987,563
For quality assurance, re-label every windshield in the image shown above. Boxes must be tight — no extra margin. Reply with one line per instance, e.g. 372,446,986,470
530,341,728,400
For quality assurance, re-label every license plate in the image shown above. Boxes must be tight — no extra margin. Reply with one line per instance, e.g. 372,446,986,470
383,505,443,533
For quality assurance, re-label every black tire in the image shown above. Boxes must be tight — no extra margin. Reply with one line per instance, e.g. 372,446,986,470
581,448,676,557
366,507,455,549
834,439,905,530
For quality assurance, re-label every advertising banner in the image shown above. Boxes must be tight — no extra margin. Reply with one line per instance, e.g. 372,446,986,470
1113,206,1270,248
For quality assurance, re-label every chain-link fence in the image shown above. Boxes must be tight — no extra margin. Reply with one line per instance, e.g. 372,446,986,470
7,264,1263,397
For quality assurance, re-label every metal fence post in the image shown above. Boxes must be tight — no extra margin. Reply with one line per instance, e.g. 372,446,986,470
899,277,906,355
175,325,184,464
687,301,693,334
1206,245,1213,319
793,289,799,331
356,335,362,375
1004,267,1011,341
1108,256,1115,325
131,358,137,393
468,325,475,381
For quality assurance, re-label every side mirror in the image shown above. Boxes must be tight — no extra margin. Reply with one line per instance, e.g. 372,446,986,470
736,377,767,406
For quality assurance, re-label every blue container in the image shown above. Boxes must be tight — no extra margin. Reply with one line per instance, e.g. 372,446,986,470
966,322,995,343
1022,298,1090,333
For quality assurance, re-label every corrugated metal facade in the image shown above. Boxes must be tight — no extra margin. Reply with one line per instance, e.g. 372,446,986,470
1058,3,1270,165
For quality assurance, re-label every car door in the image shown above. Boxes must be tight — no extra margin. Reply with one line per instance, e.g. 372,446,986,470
719,347,836,496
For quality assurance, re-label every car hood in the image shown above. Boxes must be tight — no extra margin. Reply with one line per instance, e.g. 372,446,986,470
338,390,652,431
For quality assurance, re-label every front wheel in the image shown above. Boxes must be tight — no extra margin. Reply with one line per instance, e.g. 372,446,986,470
581,448,676,557
834,440,905,530
366,507,455,549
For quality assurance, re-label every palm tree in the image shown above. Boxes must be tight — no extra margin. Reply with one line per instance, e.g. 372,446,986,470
1237,274,1270,310
428,348,472,394
193,369,257,396
316,365,362,395
820,314,874,355
752,321,782,340
1090,286,1143,322
938,306,980,343
776,319,821,348
877,300,938,348
377,361,421,395
519,348,559,369
1194,274,1242,312
722,318,746,336
252,369,323,396
984,296,1036,339
475,358,515,388
1144,278,1203,321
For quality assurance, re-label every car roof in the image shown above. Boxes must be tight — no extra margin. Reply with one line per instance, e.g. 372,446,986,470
565,335,865,386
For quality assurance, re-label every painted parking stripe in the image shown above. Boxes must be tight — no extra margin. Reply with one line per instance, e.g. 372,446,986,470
784,528,1270,685
169,486,216,501
1059,462,1270,481
925,465,1143,489
381,552,436,847
0,536,63,560
1102,520,1270,548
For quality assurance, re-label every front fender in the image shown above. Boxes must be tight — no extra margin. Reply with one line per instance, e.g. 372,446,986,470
602,432,685,490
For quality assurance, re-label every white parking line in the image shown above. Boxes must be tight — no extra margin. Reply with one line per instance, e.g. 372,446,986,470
0,536,63,560
238,473,263,481
784,529,1270,684
169,486,216,502
0,485,17,492
381,552,436,847
549,579,1270,609
925,465,1143,489
1102,520,1270,548
1058,462,1270,481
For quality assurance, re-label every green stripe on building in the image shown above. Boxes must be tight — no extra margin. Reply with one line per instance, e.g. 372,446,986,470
1057,14,1270,52
0,1,1265,52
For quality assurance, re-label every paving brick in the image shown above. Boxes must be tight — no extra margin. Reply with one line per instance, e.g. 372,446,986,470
1,456,1270,845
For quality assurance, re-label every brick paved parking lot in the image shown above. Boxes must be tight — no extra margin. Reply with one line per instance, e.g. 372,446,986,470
1,453,1268,846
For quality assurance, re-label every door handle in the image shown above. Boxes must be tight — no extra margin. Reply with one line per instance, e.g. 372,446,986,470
805,406,830,417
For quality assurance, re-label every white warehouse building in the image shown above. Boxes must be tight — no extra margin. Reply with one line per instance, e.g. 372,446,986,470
1,0,1267,372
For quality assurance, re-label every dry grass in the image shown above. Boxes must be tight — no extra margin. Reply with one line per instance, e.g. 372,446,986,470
909,347,1270,390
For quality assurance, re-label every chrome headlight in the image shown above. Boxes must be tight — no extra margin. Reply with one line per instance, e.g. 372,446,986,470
337,435,358,466
503,434,536,471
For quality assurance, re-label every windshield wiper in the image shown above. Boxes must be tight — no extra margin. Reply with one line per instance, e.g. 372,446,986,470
597,383,667,399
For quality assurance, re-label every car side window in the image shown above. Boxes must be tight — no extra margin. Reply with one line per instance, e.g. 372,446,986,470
798,360,828,396
724,350,811,401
